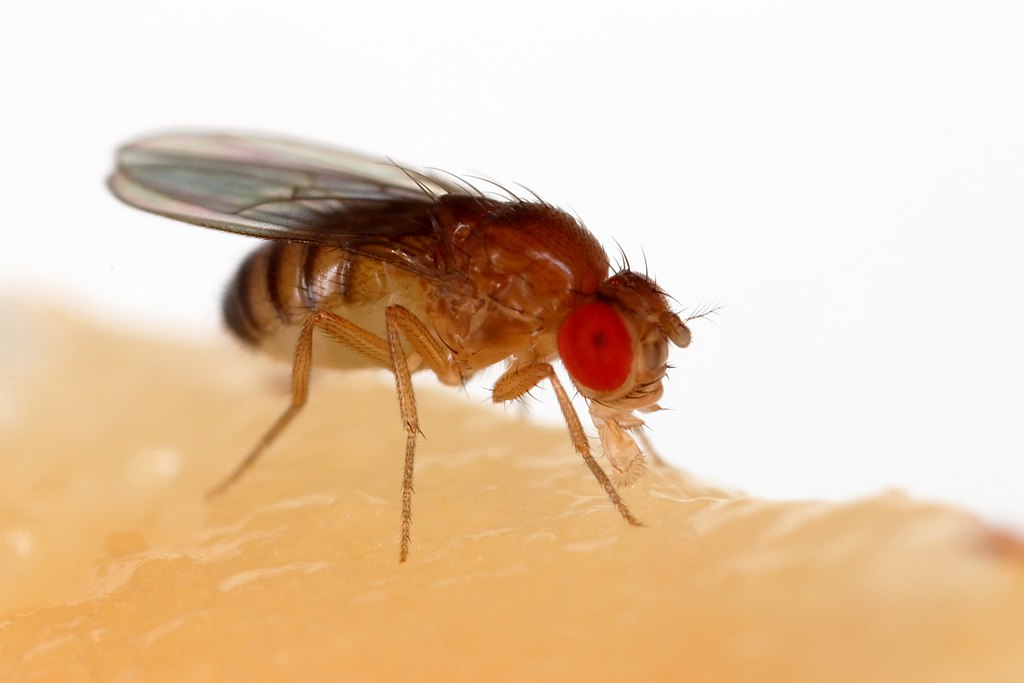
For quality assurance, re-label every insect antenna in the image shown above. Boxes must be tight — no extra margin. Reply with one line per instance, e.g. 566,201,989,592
684,301,724,323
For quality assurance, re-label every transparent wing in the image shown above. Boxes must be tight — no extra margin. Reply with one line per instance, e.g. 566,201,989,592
109,132,497,277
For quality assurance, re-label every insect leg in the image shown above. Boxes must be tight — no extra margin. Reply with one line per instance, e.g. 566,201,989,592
491,364,643,528
385,306,462,384
207,310,392,499
383,305,463,563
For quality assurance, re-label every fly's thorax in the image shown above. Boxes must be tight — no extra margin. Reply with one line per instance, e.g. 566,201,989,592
427,197,611,372
557,270,690,411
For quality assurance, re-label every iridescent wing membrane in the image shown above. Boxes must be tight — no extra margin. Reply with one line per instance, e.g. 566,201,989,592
109,133,485,277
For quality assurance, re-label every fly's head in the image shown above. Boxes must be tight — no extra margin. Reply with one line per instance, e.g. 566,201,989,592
556,270,691,485
557,270,690,412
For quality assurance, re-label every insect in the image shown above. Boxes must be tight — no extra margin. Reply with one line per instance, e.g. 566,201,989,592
109,132,696,562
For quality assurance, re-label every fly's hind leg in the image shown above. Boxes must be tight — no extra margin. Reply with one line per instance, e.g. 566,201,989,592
207,309,394,499
209,305,461,563
491,363,643,528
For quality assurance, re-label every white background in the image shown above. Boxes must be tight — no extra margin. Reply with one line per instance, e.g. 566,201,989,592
2,1,1022,526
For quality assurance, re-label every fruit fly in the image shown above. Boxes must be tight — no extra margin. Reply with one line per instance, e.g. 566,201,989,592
109,133,695,562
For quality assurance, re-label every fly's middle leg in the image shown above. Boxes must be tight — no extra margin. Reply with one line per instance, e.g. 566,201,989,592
209,305,460,563
384,305,463,562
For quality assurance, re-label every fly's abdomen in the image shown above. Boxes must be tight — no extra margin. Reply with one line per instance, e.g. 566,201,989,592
222,241,429,367
223,242,326,346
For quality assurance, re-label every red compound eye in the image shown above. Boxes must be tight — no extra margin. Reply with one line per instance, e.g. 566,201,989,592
558,302,633,392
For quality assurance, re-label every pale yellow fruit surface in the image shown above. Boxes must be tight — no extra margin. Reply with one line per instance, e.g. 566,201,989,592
1,304,1022,682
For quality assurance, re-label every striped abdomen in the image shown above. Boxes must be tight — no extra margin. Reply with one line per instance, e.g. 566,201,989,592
222,242,428,367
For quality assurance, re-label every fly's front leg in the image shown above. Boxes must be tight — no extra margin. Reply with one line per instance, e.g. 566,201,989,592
207,309,391,498
384,305,462,562
491,363,643,528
